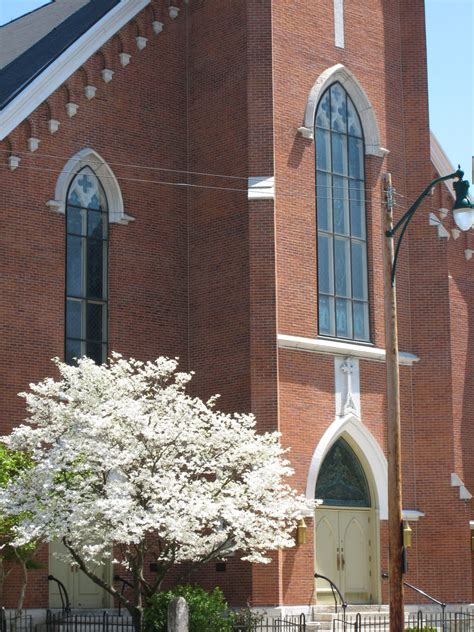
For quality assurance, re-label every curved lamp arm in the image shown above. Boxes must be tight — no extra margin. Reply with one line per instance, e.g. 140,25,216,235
387,168,464,286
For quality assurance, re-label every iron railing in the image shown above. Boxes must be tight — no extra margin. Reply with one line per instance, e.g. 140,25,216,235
47,576,71,614
406,610,471,632
113,575,133,618
332,610,473,632
45,611,134,632
0,609,33,632
382,571,450,631
232,614,306,631
314,573,347,618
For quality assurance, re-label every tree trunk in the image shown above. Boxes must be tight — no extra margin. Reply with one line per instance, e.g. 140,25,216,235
129,607,143,632
0,557,5,600
15,552,28,613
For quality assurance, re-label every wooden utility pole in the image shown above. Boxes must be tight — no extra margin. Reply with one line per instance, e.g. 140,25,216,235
382,173,404,632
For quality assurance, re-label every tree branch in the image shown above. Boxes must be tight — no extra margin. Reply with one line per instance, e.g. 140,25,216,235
62,538,136,612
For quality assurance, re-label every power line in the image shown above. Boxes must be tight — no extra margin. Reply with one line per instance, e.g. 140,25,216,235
2,160,464,216
0,148,248,182
0,162,381,203
0,163,247,194
0,148,383,195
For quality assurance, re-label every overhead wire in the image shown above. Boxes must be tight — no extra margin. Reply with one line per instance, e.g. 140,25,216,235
0,162,379,202
0,155,465,219
0,147,249,182
0,147,386,195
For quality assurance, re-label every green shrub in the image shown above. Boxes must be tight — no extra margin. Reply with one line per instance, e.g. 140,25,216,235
404,627,438,632
231,608,265,631
144,585,233,632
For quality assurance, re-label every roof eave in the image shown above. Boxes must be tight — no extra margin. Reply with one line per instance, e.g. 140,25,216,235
0,0,150,141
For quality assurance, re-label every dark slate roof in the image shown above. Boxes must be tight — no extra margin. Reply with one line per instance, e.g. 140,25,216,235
0,1,89,69
0,0,120,110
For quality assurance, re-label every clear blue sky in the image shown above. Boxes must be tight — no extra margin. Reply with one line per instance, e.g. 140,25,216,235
0,1,51,25
426,0,473,181
1,1,473,181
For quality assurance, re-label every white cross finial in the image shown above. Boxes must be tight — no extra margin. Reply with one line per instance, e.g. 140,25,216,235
339,357,358,417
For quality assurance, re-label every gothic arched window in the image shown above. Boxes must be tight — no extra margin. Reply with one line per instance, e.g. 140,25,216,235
315,438,371,507
65,166,108,365
315,82,369,341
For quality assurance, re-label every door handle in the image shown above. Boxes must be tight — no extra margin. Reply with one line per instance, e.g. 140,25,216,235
341,550,345,570
336,548,340,571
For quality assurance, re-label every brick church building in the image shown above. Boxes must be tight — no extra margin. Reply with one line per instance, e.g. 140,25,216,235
1,0,473,617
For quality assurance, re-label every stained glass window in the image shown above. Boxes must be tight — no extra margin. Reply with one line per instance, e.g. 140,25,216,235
65,167,108,365
315,438,371,507
315,83,370,341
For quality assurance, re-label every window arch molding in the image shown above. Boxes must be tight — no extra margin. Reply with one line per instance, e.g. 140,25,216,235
300,64,387,158
49,148,133,224
305,414,388,519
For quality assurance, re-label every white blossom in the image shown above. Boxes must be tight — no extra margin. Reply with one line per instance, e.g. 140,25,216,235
0,354,316,594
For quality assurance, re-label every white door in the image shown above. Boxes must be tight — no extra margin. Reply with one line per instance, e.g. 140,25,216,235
49,540,110,609
315,508,373,604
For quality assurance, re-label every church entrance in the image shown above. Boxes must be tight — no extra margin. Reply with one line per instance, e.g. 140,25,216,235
49,540,111,609
315,437,377,604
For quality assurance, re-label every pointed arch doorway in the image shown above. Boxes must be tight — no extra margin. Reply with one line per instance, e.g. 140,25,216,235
315,437,379,604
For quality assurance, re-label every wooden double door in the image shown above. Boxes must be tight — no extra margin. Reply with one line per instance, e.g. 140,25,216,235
315,507,375,604
49,540,111,609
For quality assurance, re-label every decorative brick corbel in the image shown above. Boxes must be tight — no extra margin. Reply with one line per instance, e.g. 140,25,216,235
48,119,60,134
136,36,148,50
66,102,79,118
168,6,179,19
84,85,97,100
8,155,21,171
27,137,40,152
101,69,115,83
119,52,131,67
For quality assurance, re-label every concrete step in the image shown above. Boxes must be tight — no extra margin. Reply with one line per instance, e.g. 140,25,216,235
312,605,390,615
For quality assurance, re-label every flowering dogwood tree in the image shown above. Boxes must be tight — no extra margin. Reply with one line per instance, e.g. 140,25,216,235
0,355,314,630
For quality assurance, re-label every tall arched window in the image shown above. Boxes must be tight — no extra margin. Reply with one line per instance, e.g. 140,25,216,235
315,82,369,341
65,166,108,364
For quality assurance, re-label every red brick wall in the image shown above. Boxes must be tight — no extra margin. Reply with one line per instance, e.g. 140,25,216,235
1,0,472,612
1,3,189,607
271,0,472,607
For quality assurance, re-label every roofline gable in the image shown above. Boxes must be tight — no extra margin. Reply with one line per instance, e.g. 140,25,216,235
0,0,150,140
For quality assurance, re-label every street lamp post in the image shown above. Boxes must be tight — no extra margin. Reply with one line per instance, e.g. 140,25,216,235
382,168,473,632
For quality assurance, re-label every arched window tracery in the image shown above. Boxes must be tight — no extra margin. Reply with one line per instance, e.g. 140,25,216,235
315,82,370,341
65,166,108,365
315,437,371,507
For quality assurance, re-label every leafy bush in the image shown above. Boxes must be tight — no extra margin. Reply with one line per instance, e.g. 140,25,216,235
144,585,233,632
231,607,265,631
405,627,438,632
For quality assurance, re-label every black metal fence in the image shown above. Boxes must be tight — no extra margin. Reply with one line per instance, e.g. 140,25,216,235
45,612,134,632
332,611,473,632
232,614,306,631
0,609,34,632
0,608,307,632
